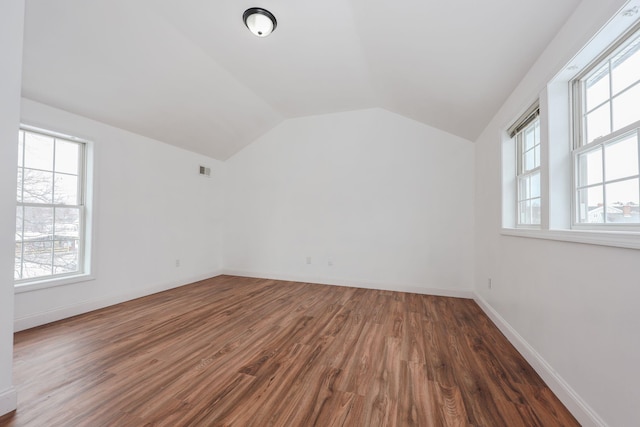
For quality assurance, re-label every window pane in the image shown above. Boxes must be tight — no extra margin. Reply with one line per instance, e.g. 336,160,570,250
586,102,611,143
586,64,610,111
531,172,540,198
23,169,53,204
605,134,639,181
54,239,79,275
24,132,54,171
612,83,640,131
16,206,23,241
22,240,53,279
14,242,22,280
524,127,536,150
524,149,535,171
605,178,639,224
16,168,22,203
578,148,603,186
534,144,540,168
531,198,541,225
18,131,24,167
54,207,80,239
518,176,529,201
577,186,604,223
23,206,54,241
54,173,78,205
55,140,79,175
612,38,640,95
519,201,530,224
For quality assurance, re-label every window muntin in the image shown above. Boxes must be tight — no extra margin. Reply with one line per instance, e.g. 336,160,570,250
573,27,640,227
15,128,86,282
516,116,541,226
575,131,640,224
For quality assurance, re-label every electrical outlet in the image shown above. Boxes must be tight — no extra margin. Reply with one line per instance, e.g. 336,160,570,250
328,259,333,266
306,256,311,265
176,259,181,267
488,278,492,289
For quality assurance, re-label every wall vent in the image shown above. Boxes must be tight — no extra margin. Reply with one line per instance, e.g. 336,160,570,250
199,166,211,177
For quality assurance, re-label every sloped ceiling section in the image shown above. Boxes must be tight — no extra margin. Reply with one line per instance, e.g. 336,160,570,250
22,0,580,160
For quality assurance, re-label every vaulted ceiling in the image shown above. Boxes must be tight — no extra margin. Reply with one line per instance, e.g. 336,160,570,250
22,0,581,160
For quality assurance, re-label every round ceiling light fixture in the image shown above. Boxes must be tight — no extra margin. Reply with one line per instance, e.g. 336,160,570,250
243,8,277,37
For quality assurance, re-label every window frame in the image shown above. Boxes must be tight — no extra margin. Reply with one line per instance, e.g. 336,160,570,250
515,115,542,228
500,2,640,250
571,24,640,231
507,103,542,228
15,125,92,289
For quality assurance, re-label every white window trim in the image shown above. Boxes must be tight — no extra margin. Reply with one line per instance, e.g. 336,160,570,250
570,22,640,230
501,228,640,250
502,103,543,230
515,115,542,227
14,273,96,294
501,2,640,250
571,129,640,230
15,124,96,292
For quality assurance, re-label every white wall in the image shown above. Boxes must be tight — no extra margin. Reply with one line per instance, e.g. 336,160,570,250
474,1,638,426
14,99,225,331
224,108,474,296
11,2,635,425
0,0,24,416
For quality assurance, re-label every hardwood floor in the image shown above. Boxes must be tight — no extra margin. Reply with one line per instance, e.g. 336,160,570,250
0,275,578,426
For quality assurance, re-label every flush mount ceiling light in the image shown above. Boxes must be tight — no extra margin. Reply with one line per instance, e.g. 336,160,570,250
243,8,277,37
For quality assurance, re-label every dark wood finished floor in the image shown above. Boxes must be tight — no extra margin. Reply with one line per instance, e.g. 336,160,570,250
0,275,578,426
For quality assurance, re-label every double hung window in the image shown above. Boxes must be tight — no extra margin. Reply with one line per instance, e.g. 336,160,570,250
502,9,640,249
573,27,640,227
510,105,541,226
15,127,88,282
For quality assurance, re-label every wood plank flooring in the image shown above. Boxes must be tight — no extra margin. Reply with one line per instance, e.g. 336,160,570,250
0,275,579,426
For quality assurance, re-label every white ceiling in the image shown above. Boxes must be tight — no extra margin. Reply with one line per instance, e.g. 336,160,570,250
22,0,581,160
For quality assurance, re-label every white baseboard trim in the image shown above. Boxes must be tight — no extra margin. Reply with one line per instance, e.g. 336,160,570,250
473,294,607,427
0,386,17,417
14,270,224,332
221,269,474,299
10,271,602,424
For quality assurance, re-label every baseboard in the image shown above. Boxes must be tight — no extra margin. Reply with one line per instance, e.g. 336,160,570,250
14,270,470,333
473,294,608,427
222,269,474,299
0,387,17,417
14,270,224,332
9,272,602,424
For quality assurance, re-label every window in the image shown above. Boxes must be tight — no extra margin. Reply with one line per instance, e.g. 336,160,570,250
15,127,88,283
501,7,640,249
509,104,541,226
573,26,640,227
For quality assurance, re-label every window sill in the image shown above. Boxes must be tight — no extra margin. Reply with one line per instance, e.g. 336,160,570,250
15,273,95,294
500,228,640,250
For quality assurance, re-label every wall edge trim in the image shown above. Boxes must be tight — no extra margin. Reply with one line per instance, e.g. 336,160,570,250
0,386,17,418
221,269,474,299
13,270,224,332
473,293,608,427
